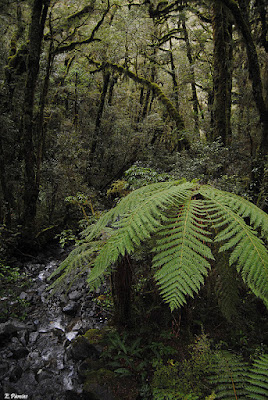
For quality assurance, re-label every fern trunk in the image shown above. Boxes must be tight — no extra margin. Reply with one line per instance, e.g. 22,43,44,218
111,256,133,327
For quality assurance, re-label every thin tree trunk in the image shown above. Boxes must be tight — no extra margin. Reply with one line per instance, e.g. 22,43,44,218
136,86,145,123
21,0,49,234
91,71,110,154
0,135,12,226
181,19,199,133
141,88,151,120
211,2,233,145
36,38,54,190
168,38,180,111
108,75,117,105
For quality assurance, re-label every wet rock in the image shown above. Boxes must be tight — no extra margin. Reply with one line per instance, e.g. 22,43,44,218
62,301,79,316
9,364,23,382
17,329,29,346
0,319,27,339
5,371,38,395
0,361,9,377
36,368,54,382
0,248,110,400
11,346,29,359
69,290,82,301
71,336,100,361
29,331,39,344
19,291,28,300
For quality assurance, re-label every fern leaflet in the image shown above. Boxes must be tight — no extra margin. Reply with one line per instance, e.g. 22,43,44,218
246,354,268,400
87,182,194,285
153,199,214,310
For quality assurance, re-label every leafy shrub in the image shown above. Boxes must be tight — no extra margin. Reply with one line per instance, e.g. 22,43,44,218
210,350,268,400
125,163,171,189
152,335,214,399
0,261,30,321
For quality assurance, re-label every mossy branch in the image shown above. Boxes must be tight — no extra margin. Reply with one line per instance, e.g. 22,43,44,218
87,57,185,130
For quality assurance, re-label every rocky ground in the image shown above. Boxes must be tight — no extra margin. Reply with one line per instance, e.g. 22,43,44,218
0,246,112,400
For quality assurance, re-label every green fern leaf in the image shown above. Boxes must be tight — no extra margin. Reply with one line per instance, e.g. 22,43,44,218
214,253,240,322
210,350,249,399
200,186,268,305
153,199,214,310
50,181,268,314
246,354,268,400
48,241,102,293
200,186,268,238
87,182,194,285
84,181,193,241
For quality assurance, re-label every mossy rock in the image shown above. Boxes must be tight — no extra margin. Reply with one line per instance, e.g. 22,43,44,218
83,368,116,399
78,358,103,378
83,328,105,344
84,368,115,386
71,335,100,361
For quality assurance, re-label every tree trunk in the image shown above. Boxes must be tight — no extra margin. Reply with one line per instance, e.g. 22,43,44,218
141,88,151,120
36,37,54,190
21,0,49,235
91,71,111,154
108,75,117,105
111,256,133,327
220,0,268,154
168,38,180,112
211,2,233,145
181,19,200,133
0,135,12,226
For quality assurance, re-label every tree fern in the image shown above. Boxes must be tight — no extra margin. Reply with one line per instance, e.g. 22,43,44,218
214,253,240,322
200,187,268,238
209,350,249,399
86,181,194,285
200,186,268,305
48,241,104,292
209,351,268,400
153,199,214,310
246,354,268,399
50,181,268,313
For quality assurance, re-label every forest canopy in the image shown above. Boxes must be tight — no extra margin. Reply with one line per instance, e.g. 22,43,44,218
0,0,267,247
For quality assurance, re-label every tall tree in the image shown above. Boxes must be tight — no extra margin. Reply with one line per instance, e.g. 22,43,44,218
211,2,233,145
220,0,268,154
21,0,50,234
181,15,200,133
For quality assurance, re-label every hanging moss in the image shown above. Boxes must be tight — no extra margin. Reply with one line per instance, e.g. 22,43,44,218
7,43,28,74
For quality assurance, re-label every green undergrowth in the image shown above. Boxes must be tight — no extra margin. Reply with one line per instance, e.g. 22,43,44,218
79,321,267,400
0,260,31,321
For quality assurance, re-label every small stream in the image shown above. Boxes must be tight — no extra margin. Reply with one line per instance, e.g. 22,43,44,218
0,246,109,400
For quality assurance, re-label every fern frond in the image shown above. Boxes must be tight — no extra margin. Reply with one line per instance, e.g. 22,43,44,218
200,186,268,239
153,199,214,310
200,186,268,306
48,241,102,293
210,350,249,399
246,354,268,400
214,254,240,322
84,181,192,241
50,181,268,314
87,182,194,285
